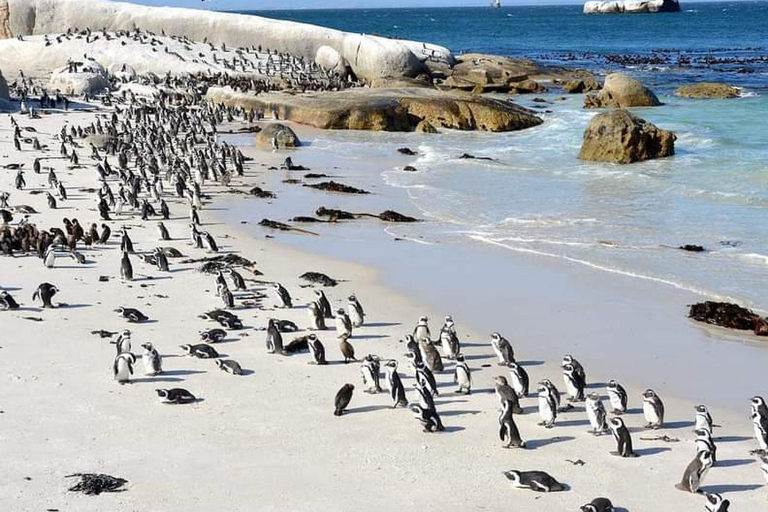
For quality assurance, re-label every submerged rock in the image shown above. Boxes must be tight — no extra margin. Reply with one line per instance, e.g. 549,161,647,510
584,72,661,109
563,77,602,94
676,82,741,99
578,109,675,164
689,301,768,336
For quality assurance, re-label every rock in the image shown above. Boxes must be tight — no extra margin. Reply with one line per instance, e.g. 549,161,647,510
314,45,351,79
207,87,543,133
578,109,675,164
415,120,437,133
85,134,114,150
679,244,706,252
0,69,9,100
256,123,300,149
509,79,546,94
584,72,661,109
48,62,109,95
689,301,768,336
675,82,741,99
563,77,601,94
583,0,681,14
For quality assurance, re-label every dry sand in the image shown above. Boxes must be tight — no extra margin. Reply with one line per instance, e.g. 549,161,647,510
1,108,767,512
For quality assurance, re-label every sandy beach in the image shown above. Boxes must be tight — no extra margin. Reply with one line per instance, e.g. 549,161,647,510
1,1,767,511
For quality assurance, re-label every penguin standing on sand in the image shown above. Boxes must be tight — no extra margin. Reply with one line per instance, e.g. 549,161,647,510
347,295,364,327
120,251,133,281
438,315,460,360
360,354,382,394
704,493,730,512
508,362,529,398
32,283,58,308
562,354,586,384
494,376,522,414
410,356,438,397
334,383,354,416
272,283,292,308
226,268,246,290
113,352,136,384
157,221,170,241
405,334,423,365
585,392,608,435
412,316,431,342
642,389,665,429
335,309,352,339
608,417,636,458
114,330,131,355
540,379,561,410
676,450,713,493
537,383,558,428
411,404,444,433
749,396,768,453
490,332,514,365
120,229,134,253
141,342,162,375
454,353,471,395
307,301,326,330
694,404,714,434
562,363,586,402
154,248,169,272
420,338,443,372
694,428,717,464
202,232,218,252
314,289,333,318
0,291,20,310
606,379,628,415
307,334,327,365
385,360,408,408
266,318,283,354
499,398,525,449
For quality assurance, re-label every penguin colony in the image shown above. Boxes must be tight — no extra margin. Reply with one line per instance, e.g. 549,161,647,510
0,28,766,512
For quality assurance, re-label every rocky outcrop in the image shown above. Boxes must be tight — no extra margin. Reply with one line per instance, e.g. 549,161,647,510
583,0,681,14
314,46,351,79
578,109,675,164
256,123,300,149
415,120,437,133
563,77,601,94
207,87,543,133
0,69,8,99
584,72,661,109
509,79,546,94
689,301,768,336
675,82,741,99
0,0,454,84
48,62,109,95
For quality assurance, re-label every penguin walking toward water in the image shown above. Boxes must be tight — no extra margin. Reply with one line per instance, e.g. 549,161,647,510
120,251,133,281
334,383,354,416
113,352,136,384
580,498,614,512
411,404,444,433
33,282,58,308
360,354,382,394
307,334,327,365
537,383,558,428
141,342,162,375
499,398,526,449
266,318,284,354
694,428,717,464
404,334,423,365
347,295,364,327
704,492,730,512
642,389,665,429
314,289,333,318
490,332,515,365
608,417,637,458
694,404,714,434
412,316,431,342
562,363,586,402
272,283,292,308
508,362,529,398
335,309,352,339
676,450,714,493
385,360,408,408
438,316,460,360
606,379,628,415
562,354,586,384
307,301,326,330
454,353,471,394
585,392,608,435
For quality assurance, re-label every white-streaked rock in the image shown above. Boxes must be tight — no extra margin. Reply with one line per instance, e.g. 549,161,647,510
583,0,681,13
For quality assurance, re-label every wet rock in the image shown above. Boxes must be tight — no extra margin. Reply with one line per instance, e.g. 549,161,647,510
689,301,768,335
675,82,741,99
509,79,546,94
584,72,661,109
398,147,418,155
679,244,706,252
563,77,601,94
255,123,300,149
304,181,370,194
403,166,418,172
578,109,675,164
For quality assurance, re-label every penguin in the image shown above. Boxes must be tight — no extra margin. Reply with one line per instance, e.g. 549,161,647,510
405,334,423,365
642,389,665,429
585,392,608,435
220,286,234,308
160,199,170,220
272,283,292,308
454,353,471,395
115,306,148,323
120,230,134,253
114,330,132,355
704,492,730,512
562,363,586,402
307,301,326,330
508,362,529,398
155,388,196,404
760,456,768,485
347,295,364,327
202,231,218,252
154,249,170,272
43,246,56,268
494,376,523,414
141,342,162,376
120,251,133,281
606,379,628,415
537,383,557,428
694,404,714,434
499,398,525,448
410,356,439,397
0,291,20,310
360,354,382,394
200,328,227,343
334,383,354,416
314,289,333,318
412,316,431,342
180,343,219,359
675,450,714,493
99,223,111,244
751,406,768,453
216,359,243,375
438,315,460,360
32,282,58,308
608,417,637,458
190,205,200,225
540,378,561,410
113,352,136,384
157,221,170,241
502,470,565,493
413,381,436,411
339,334,355,363
694,428,717,465
580,498,614,512
266,318,283,354
226,268,246,290
411,404,444,433
335,309,352,339
420,338,443,372
562,354,586,384
490,332,515,365
385,360,408,408
307,334,327,365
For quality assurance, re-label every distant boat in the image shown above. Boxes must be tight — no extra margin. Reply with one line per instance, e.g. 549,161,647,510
491,0,501,8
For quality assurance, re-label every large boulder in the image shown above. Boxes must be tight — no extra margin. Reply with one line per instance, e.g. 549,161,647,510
207,87,543,133
675,82,741,99
256,123,300,149
584,72,661,109
563,77,601,94
314,46,351,79
0,69,9,99
48,61,109,95
583,0,681,13
578,109,675,164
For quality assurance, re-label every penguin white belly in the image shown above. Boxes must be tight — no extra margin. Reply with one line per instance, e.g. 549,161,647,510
509,375,524,396
608,391,623,411
456,368,470,388
586,405,599,429
414,326,428,342
538,397,554,423
754,424,768,450
643,402,660,424
492,343,505,364
348,306,362,327
142,354,157,375
44,251,56,268
695,415,710,432
115,360,131,382
564,376,578,398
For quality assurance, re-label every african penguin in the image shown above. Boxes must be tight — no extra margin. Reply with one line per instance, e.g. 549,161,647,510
502,470,565,493
642,389,665,429
266,318,283,354
675,450,713,493
156,388,196,404
508,362,529,398
608,417,636,458
384,360,408,408
113,352,136,384
490,332,514,366
360,354,382,394
334,383,354,416
141,342,162,376
585,392,608,435
307,334,327,365
499,398,525,449
606,379,628,415
454,353,471,395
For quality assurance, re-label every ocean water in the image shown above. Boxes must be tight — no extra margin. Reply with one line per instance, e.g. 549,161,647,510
237,3,768,310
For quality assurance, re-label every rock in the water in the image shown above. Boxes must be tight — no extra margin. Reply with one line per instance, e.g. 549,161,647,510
584,72,661,109
583,0,681,14
207,87,543,133
689,301,768,335
578,109,675,164
256,123,300,149
509,79,546,94
563,77,601,94
48,63,109,95
415,120,438,133
675,82,741,99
